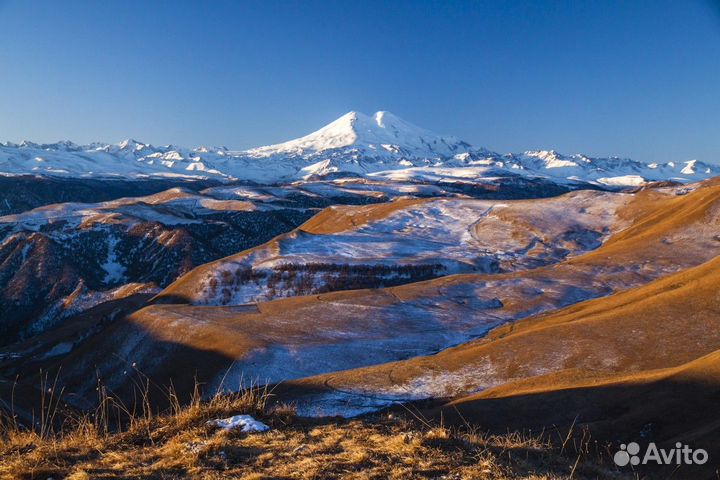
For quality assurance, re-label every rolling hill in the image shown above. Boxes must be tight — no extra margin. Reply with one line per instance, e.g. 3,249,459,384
6,179,720,422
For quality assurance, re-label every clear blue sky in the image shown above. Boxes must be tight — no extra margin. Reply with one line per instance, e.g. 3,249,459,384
0,0,718,163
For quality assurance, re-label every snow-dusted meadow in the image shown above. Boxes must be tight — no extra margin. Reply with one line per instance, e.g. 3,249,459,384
180,190,630,306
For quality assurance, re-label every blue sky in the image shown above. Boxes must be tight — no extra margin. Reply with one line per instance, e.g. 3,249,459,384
0,0,718,163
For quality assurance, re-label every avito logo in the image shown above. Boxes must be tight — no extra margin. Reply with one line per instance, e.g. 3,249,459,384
614,442,708,467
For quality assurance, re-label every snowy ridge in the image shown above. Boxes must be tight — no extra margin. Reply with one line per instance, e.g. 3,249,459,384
0,111,715,186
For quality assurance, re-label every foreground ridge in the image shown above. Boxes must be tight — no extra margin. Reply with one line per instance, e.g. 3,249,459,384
0,383,624,479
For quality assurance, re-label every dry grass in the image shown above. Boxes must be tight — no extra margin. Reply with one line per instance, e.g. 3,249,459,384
0,381,627,480
298,197,429,234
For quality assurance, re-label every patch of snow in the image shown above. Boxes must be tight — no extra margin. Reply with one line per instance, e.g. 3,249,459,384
101,235,126,284
681,160,697,175
596,175,646,186
20,243,31,262
207,415,269,432
42,342,73,359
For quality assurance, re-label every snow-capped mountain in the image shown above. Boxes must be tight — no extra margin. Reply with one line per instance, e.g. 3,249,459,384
245,110,471,158
0,111,715,186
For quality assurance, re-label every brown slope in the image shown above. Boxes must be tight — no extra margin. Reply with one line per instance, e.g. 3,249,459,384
437,350,720,479
298,197,429,234
442,347,720,439
479,249,720,386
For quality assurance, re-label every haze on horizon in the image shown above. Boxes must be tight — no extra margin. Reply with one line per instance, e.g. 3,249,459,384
0,0,718,164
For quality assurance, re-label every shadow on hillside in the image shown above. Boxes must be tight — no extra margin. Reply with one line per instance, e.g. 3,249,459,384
429,376,720,479
0,292,226,419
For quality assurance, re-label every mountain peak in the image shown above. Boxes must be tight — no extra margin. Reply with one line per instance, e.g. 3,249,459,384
245,110,470,158
118,139,147,150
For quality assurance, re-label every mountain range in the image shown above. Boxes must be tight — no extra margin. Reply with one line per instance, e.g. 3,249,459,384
1,110,714,186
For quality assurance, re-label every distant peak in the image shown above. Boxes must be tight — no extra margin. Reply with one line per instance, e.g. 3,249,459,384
118,138,147,150
244,110,469,158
